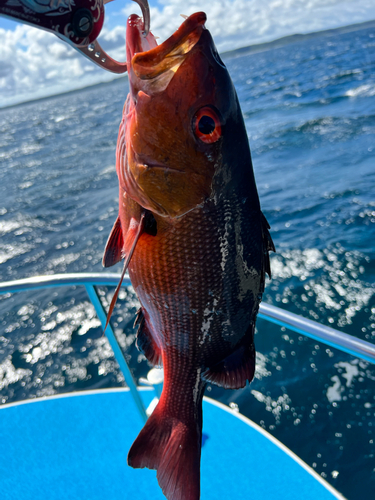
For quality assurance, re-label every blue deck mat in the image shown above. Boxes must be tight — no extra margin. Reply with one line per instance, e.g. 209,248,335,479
0,389,344,500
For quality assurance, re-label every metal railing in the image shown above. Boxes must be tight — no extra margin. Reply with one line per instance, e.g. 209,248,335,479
258,303,375,365
1,273,374,420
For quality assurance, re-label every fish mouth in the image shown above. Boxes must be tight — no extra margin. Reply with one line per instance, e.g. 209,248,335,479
126,12,206,90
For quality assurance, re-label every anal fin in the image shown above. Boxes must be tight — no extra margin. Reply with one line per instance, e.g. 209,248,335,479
134,308,162,366
203,326,256,389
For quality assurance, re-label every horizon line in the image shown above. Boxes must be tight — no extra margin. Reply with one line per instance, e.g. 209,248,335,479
1,17,374,111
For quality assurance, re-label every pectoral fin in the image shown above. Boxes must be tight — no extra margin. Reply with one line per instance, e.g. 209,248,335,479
102,216,124,268
104,211,146,332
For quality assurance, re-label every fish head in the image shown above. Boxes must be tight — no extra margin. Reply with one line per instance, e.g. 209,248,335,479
119,12,253,218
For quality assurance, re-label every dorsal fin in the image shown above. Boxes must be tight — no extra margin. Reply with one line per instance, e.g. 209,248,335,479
261,211,275,279
102,216,124,268
104,211,146,332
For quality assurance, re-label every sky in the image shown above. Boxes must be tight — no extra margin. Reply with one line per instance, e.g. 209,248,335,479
0,0,374,107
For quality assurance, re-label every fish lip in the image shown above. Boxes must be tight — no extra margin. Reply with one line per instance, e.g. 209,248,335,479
126,13,155,60
134,153,185,174
127,12,207,80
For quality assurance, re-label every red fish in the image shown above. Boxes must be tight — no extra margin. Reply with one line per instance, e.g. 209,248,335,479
103,11,275,500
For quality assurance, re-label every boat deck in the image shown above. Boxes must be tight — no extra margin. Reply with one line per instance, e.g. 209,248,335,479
0,388,345,500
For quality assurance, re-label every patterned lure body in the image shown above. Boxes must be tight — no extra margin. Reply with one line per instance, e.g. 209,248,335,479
103,12,274,500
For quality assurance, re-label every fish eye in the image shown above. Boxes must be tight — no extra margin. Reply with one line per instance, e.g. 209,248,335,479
193,107,222,144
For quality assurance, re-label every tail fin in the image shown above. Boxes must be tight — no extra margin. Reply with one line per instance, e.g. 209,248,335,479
128,402,202,500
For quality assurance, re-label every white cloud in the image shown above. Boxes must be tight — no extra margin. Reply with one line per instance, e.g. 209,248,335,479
125,0,375,51
0,0,374,107
0,23,127,107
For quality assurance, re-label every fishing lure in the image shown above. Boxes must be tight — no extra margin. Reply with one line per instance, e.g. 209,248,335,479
0,0,150,73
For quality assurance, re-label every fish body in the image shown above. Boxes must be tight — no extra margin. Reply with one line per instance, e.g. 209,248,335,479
103,12,274,500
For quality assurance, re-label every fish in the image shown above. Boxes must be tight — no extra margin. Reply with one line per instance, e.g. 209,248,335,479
102,11,275,500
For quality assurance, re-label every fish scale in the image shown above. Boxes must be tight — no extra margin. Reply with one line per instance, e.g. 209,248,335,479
103,11,274,500
129,201,259,371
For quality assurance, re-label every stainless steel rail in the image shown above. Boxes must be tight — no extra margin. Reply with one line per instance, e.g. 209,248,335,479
0,273,130,292
0,273,374,415
258,303,375,365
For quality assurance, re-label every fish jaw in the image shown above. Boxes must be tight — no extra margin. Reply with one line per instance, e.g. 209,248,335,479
127,12,207,97
125,14,159,101
118,12,237,218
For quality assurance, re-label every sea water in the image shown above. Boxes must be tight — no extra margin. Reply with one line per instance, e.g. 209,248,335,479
0,24,374,500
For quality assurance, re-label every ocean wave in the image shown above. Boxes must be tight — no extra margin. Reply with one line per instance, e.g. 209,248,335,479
0,296,118,403
0,243,34,265
268,246,374,330
0,215,46,236
345,84,375,98
326,359,368,403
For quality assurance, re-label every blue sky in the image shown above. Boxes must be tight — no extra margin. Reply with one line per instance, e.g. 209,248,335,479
0,0,374,107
